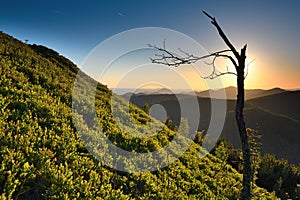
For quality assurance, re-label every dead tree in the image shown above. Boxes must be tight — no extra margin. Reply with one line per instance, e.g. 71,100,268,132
149,11,252,199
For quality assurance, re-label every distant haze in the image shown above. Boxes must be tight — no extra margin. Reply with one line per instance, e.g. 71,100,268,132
113,86,287,99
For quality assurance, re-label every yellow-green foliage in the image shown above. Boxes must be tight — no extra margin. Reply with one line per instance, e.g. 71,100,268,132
0,31,277,199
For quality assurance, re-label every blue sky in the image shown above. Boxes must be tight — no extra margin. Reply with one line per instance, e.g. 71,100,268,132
1,1,300,90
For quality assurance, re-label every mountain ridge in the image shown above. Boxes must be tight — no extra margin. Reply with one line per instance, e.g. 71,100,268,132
119,86,287,100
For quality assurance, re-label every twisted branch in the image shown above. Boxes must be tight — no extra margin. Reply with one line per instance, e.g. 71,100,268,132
202,55,238,79
149,41,238,79
149,11,249,79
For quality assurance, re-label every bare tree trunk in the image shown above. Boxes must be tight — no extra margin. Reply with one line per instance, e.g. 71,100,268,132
236,45,252,199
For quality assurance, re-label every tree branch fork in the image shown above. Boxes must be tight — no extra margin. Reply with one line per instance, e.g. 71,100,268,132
149,11,250,80
148,42,239,79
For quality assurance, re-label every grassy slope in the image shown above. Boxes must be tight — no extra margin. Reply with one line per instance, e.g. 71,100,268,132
0,31,276,199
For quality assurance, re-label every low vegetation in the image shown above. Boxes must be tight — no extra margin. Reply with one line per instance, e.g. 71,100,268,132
213,139,300,199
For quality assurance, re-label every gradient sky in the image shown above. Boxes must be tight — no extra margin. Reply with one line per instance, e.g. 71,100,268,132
1,0,300,90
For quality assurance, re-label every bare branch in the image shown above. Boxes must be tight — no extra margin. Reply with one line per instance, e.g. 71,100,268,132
148,43,201,66
202,11,240,60
204,71,238,79
149,42,236,68
244,58,255,78
149,12,249,82
217,54,238,68
201,54,238,79
202,11,215,21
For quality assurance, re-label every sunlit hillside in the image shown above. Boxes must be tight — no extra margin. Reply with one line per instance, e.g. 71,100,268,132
0,31,279,199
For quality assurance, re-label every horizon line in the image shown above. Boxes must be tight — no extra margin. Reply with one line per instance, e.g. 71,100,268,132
109,86,300,92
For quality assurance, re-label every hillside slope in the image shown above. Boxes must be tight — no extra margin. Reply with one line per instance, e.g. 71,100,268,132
126,93,300,164
221,107,300,164
0,32,277,199
248,90,300,122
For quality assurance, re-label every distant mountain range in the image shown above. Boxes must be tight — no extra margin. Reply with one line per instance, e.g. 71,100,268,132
111,88,192,95
194,86,286,100
119,86,286,100
122,89,300,164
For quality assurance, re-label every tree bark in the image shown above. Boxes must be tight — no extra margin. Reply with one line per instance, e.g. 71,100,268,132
204,13,253,198
236,45,252,199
